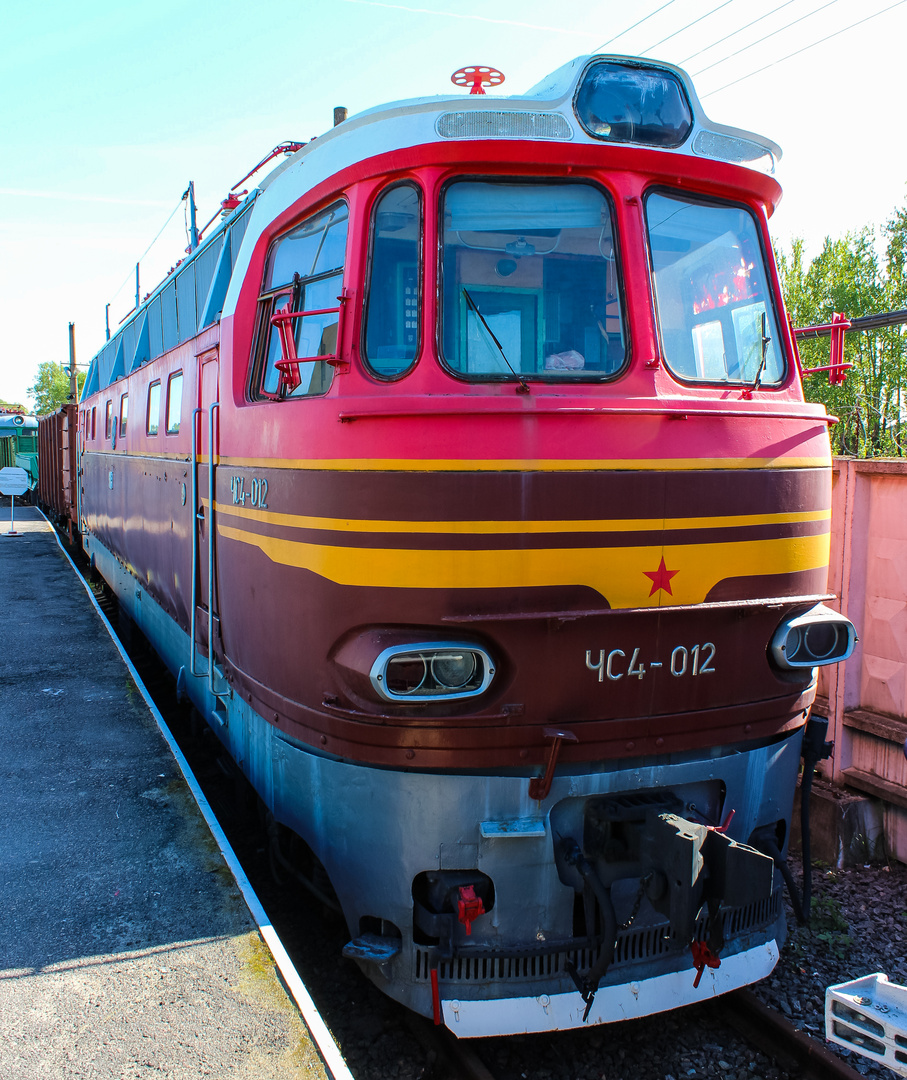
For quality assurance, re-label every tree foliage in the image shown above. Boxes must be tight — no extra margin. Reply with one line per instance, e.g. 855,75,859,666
27,362,86,417
776,207,907,457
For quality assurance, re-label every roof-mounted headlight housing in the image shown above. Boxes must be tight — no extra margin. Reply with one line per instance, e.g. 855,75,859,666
370,642,495,703
574,59,693,147
770,604,857,670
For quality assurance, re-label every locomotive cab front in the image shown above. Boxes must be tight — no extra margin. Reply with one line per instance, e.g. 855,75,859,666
78,54,854,1036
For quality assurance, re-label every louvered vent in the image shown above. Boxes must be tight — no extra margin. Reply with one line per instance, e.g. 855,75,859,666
414,889,781,984
436,111,572,140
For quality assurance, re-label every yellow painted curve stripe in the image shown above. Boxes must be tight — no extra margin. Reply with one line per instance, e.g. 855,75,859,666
216,526,830,608
213,503,831,535
217,456,830,472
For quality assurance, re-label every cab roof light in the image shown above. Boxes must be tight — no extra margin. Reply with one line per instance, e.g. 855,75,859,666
574,60,693,148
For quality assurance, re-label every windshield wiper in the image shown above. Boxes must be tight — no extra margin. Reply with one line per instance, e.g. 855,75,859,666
462,287,529,394
750,311,771,392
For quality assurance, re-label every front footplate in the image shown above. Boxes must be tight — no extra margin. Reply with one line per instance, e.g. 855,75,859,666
441,938,780,1036
551,793,777,1019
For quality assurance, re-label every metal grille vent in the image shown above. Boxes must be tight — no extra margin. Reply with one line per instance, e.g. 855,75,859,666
414,889,781,983
414,942,596,983
722,892,779,938
436,111,573,140
691,130,776,173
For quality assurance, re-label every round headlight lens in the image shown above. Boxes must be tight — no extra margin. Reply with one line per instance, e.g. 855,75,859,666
385,654,427,695
431,651,477,689
803,622,839,661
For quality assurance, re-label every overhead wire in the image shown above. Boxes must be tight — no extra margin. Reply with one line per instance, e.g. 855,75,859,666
701,0,907,94
108,193,186,305
592,0,678,52
680,0,800,64
102,1,906,308
692,0,843,76
595,0,887,97
639,0,737,56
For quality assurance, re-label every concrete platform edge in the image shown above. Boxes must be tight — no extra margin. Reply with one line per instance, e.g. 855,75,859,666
45,512,354,1080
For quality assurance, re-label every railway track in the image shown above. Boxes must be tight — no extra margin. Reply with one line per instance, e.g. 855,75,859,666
717,990,870,1080
70,538,876,1080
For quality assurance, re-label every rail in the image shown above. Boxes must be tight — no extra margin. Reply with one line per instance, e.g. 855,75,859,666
189,407,204,680
792,306,907,384
718,989,867,1080
271,296,348,394
207,401,225,702
189,402,229,702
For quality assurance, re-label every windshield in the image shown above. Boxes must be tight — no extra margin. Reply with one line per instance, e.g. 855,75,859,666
440,181,625,382
646,191,784,386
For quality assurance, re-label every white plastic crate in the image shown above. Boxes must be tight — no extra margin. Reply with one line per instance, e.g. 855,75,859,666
826,973,907,1076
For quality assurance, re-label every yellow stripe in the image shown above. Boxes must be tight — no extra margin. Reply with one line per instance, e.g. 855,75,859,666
216,526,829,607
217,456,830,472
86,450,190,462
212,503,830,535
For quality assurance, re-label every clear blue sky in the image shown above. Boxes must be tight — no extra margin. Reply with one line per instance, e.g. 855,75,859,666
2,0,905,406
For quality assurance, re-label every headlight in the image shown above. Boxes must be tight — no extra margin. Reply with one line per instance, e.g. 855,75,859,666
574,59,693,147
371,642,495,703
431,650,477,689
770,604,856,670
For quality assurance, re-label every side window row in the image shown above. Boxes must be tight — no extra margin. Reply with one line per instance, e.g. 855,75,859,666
83,183,785,422
95,371,182,443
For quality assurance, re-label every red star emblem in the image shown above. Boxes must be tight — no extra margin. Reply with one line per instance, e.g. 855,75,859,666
644,556,679,597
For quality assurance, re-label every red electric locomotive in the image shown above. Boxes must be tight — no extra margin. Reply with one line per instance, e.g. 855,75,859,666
78,55,855,1035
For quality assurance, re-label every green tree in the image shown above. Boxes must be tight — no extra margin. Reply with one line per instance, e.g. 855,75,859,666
27,362,86,416
776,207,907,457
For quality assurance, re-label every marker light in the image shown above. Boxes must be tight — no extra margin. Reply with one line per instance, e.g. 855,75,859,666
770,604,857,670
370,642,495,703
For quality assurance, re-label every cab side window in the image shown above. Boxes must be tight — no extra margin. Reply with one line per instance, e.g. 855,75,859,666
253,202,349,400
646,191,784,386
363,184,422,378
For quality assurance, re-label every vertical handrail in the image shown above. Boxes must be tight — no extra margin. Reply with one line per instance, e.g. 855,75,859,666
76,412,83,535
207,401,222,699
189,406,204,678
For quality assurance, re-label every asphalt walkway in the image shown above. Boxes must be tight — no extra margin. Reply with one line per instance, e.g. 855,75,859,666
0,507,328,1080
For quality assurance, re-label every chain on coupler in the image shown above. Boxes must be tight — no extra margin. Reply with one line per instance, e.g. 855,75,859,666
564,959,599,1022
